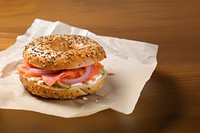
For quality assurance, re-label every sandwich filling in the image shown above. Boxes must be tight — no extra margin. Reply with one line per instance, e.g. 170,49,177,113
17,61,105,89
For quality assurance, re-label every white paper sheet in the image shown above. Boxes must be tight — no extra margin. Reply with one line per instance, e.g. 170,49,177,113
0,19,158,118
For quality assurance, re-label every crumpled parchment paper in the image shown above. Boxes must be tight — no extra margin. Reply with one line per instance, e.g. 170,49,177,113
0,19,158,118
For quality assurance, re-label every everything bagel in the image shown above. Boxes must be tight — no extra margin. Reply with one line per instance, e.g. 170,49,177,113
23,34,106,70
17,34,107,99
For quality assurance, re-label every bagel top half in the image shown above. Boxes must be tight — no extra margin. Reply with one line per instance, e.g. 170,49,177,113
23,34,106,70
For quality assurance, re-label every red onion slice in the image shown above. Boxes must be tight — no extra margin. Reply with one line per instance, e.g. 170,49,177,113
29,68,61,75
60,65,93,85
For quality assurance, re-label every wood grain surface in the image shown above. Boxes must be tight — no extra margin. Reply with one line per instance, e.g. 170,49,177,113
0,0,200,133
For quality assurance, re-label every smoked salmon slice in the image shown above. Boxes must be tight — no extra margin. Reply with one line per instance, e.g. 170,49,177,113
17,62,103,87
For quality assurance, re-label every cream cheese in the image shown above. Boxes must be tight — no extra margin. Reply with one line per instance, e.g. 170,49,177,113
26,76,44,84
25,73,103,87
87,74,102,85
71,74,103,87
37,80,44,85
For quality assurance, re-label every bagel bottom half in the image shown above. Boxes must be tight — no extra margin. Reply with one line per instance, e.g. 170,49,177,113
20,73,107,100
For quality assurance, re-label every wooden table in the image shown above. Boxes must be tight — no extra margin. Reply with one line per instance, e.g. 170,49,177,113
0,0,200,132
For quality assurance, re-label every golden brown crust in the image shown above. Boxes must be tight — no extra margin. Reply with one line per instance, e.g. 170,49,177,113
23,34,106,70
19,73,107,100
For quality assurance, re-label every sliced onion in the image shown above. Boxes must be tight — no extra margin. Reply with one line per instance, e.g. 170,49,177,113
29,68,61,75
60,65,93,85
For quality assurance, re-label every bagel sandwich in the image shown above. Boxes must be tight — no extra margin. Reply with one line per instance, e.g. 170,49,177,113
17,34,107,99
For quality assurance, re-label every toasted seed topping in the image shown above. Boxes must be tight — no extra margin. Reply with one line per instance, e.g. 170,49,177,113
23,34,106,70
